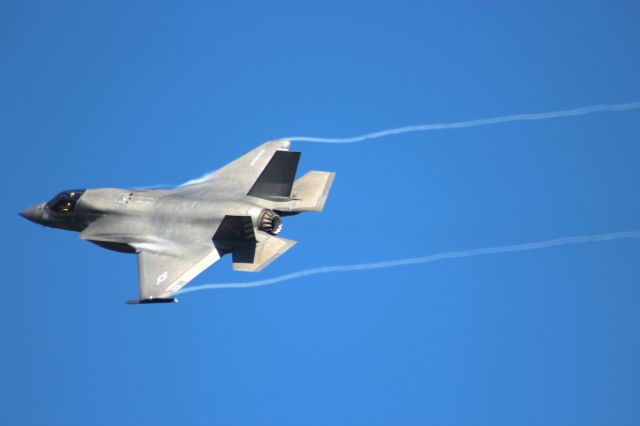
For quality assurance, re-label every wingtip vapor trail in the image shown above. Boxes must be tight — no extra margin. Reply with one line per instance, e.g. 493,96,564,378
178,230,640,295
284,100,640,144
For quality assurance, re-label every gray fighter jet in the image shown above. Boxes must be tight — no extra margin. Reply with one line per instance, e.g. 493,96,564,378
19,140,335,304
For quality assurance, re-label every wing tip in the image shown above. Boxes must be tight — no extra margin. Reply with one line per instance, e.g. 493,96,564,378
126,298,179,305
265,139,292,151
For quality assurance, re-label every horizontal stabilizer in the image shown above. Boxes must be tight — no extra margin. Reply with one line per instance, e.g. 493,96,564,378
233,231,297,272
266,171,335,213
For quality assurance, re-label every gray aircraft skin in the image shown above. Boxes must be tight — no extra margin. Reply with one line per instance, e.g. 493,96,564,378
19,140,335,304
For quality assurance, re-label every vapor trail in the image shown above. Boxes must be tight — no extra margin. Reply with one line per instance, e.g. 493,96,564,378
177,230,640,295
285,101,640,143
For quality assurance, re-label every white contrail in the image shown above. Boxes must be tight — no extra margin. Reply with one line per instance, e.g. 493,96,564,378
177,230,640,295
285,101,640,143
173,100,640,187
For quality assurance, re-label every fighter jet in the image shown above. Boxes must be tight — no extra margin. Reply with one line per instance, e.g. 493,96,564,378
19,140,335,304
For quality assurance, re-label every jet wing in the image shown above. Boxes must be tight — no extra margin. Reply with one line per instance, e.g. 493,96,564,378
130,246,221,303
177,139,297,197
81,216,223,303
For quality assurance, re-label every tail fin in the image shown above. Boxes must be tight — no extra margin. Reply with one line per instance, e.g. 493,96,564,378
247,150,301,199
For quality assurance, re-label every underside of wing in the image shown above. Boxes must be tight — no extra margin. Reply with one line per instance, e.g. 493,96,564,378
80,217,224,303
132,246,221,303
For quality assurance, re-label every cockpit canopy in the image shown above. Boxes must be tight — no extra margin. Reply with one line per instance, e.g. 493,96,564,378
46,190,85,214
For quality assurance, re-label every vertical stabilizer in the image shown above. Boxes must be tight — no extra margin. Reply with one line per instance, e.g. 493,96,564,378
247,150,301,199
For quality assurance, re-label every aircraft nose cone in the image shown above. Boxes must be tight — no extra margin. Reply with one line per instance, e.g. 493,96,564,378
19,206,39,223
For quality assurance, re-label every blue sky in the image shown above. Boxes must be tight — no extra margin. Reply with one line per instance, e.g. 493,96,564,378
2,1,640,425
